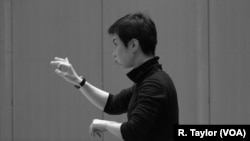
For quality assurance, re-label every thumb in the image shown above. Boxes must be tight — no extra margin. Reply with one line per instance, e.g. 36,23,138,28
55,69,77,85
55,69,66,77
65,57,69,63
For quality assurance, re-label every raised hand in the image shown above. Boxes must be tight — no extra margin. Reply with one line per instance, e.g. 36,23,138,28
50,57,82,85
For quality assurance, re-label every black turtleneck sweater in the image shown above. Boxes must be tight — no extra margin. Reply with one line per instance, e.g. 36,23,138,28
104,57,179,141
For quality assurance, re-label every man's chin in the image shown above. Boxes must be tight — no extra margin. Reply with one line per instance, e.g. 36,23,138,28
114,60,125,67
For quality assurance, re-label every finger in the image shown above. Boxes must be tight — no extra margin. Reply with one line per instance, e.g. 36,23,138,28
56,62,66,70
51,61,62,70
89,124,93,137
97,133,101,138
65,57,69,63
54,57,65,61
90,131,95,138
50,60,62,65
55,69,66,77
94,130,102,138
92,130,101,138
51,61,69,69
57,63,61,70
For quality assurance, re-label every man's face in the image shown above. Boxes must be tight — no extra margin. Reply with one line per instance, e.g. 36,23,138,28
111,35,134,68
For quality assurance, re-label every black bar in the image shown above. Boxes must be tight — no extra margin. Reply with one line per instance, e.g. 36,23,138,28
174,125,250,141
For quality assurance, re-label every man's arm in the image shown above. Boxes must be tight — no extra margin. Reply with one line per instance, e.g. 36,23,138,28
51,57,123,139
78,80,109,110
51,57,109,110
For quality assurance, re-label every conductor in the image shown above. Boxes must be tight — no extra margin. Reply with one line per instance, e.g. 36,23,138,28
51,12,179,141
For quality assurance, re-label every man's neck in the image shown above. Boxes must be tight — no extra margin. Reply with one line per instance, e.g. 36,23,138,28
133,55,154,69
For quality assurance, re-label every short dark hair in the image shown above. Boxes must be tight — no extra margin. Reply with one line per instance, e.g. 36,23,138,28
108,12,157,56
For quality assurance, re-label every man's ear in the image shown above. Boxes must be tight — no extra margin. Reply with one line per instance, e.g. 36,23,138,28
129,39,139,53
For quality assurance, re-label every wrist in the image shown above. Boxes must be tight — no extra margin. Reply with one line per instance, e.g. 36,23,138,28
74,76,86,89
104,120,122,139
76,76,83,84
104,120,110,130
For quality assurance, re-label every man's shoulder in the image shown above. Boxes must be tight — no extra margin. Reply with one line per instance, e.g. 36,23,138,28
147,70,171,82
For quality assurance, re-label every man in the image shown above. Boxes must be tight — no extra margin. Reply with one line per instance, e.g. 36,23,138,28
51,12,179,141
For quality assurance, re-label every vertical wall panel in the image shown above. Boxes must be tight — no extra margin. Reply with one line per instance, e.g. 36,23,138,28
103,0,209,141
0,0,12,141
12,0,102,141
210,0,250,124
195,0,210,124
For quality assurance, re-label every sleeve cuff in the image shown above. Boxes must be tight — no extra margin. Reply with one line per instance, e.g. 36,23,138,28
120,122,129,141
103,93,112,113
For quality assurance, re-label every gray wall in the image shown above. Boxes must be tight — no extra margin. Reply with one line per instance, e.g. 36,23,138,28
1,0,250,141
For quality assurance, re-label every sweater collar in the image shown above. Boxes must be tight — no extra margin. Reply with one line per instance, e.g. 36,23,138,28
127,56,162,83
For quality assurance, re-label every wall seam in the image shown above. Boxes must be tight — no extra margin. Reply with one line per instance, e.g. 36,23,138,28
10,0,14,140
207,0,211,125
101,0,105,141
